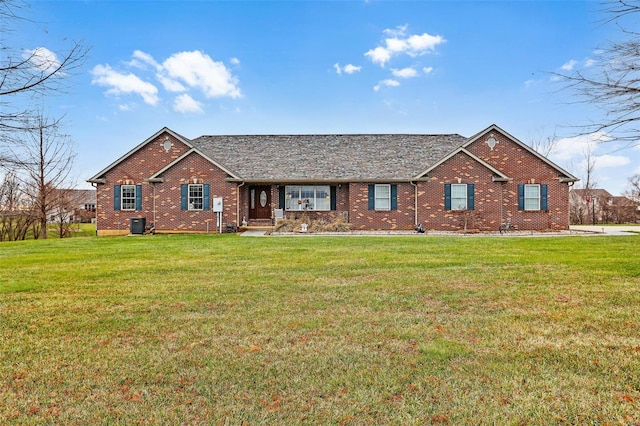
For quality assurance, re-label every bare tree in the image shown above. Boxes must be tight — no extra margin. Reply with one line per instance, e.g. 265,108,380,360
526,126,560,157
4,113,75,239
0,0,88,134
49,188,76,238
581,145,599,224
625,173,640,202
0,170,34,240
554,0,640,146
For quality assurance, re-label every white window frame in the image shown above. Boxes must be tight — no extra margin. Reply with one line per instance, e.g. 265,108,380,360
188,184,204,211
374,184,391,211
451,184,467,211
121,185,136,211
524,184,540,211
284,185,331,211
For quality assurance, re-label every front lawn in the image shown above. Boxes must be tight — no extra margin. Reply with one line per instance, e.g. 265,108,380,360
0,234,638,424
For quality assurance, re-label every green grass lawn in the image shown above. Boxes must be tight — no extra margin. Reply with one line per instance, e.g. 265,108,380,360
1,234,639,424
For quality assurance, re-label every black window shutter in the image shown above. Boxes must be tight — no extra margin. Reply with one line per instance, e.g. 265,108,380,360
444,184,451,210
135,185,142,210
368,184,375,210
279,186,286,209
518,184,525,210
203,184,210,210
114,185,121,211
540,184,548,211
181,184,188,210
330,186,337,211
390,184,398,210
467,184,475,210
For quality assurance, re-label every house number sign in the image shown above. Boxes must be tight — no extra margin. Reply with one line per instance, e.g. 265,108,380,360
259,191,267,207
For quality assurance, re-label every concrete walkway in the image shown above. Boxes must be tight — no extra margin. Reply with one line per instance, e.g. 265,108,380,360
569,225,640,236
239,225,638,237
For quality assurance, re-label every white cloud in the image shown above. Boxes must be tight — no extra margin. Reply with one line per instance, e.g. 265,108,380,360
364,47,393,67
584,58,596,67
391,67,418,78
383,24,409,37
128,50,161,70
423,66,433,75
343,64,361,74
91,64,160,105
560,59,577,71
23,47,61,73
173,94,204,114
157,74,186,92
93,50,241,112
334,63,362,75
162,50,241,98
552,132,612,161
365,25,444,67
373,79,400,91
593,154,631,168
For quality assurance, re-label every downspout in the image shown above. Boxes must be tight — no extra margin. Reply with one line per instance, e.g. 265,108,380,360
237,181,245,228
91,182,98,236
410,180,418,226
152,183,156,231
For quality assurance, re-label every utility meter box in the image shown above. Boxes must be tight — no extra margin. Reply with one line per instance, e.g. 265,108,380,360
213,198,223,212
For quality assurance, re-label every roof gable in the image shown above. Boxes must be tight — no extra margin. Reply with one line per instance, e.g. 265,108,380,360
148,148,242,181
87,127,192,183
464,124,578,182
414,147,511,181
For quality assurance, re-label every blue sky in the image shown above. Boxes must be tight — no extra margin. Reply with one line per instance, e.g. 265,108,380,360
16,1,640,195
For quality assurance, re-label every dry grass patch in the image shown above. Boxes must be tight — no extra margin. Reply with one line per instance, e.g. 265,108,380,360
0,234,639,424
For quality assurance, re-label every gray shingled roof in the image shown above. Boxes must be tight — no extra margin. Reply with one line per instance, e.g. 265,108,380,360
191,134,467,182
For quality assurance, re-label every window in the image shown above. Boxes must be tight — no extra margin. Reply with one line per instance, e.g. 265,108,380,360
121,185,136,210
524,184,540,210
180,184,210,210
374,184,391,210
284,185,331,211
451,184,468,210
444,183,474,211
367,184,397,211
114,185,142,211
519,184,548,211
188,184,203,210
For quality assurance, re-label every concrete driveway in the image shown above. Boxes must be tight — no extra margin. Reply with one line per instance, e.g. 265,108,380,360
570,225,640,235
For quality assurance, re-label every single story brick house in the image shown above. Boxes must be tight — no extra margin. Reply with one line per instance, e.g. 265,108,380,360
87,124,578,235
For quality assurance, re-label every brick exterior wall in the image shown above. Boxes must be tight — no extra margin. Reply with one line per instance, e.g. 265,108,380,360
465,130,570,231
419,152,503,231
349,183,416,230
152,152,237,233
94,127,572,234
95,132,237,235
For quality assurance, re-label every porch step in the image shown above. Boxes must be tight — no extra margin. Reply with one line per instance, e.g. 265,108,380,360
240,225,274,232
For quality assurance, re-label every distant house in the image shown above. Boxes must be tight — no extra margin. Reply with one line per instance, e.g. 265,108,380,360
88,124,578,235
571,188,640,224
49,189,97,224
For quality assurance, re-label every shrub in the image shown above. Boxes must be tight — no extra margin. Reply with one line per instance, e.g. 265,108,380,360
273,214,351,233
